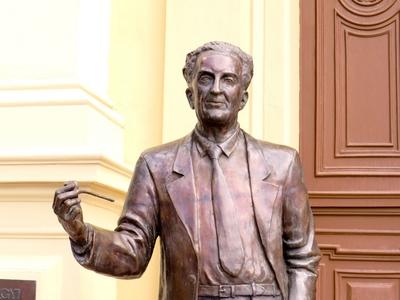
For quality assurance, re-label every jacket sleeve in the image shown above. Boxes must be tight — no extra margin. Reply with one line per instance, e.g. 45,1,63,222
70,155,160,278
282,151,320,300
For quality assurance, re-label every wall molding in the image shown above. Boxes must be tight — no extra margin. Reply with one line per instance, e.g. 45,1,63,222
0,180,128,239
0,232,67,240
0,153,131,175
0,180,128,204
0,81,124,127
316,229,400,236
309,192,400,208
312,207,400,216
334,268,400,300
310,191,400,198
320,244,400,261
0,154,132,198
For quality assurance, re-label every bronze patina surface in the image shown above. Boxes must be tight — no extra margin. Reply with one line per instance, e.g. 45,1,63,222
53,41,320,300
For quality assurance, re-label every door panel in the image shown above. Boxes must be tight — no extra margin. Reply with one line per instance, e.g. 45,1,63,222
300,1,400,299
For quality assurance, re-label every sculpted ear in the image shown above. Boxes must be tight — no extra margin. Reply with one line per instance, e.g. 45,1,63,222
240,91,249,110
186,88,195,109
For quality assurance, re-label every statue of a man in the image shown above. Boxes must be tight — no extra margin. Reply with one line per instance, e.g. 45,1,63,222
53,41,320,300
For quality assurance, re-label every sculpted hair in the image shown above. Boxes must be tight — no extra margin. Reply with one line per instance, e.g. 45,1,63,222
182,41,254,89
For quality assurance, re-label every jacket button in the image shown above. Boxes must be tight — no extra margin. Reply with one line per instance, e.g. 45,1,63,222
188,274,196,284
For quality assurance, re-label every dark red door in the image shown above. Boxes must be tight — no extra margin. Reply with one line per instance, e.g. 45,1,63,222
300,1,400,299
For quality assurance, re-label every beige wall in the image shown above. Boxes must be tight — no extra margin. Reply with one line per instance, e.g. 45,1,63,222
108,2,165,298
0,0,299,299
109,0,166,165
161,0,300,148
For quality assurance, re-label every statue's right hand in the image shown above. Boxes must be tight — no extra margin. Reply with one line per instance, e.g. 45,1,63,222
53,181,88,245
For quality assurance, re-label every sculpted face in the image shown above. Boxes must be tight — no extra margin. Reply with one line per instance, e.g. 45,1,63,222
186,51,248,128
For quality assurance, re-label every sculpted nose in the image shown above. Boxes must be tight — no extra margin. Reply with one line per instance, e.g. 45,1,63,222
210,78,221,94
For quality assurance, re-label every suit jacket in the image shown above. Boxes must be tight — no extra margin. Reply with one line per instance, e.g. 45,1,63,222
72,130,320,300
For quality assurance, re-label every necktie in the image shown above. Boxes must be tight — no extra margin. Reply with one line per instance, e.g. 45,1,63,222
206,144,245,277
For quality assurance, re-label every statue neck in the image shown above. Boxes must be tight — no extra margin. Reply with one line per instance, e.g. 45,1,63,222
196,122,240,144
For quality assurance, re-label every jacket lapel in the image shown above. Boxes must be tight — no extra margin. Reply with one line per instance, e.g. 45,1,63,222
244,132,278,242
165,133,197,248
244,132,285,295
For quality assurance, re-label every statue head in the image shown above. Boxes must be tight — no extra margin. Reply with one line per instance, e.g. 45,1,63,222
182,41,253,128
182,41,253,89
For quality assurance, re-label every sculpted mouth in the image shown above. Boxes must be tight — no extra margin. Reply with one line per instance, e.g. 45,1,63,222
205,97,227,106
207,100,224,104
205,101,226,108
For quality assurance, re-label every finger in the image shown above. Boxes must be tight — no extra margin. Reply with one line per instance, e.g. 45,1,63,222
58,181,78,193
53,182,78,208
58,190,79,201
65,205,81,221
57,198,80,220
63,198,81,211
64,181,79,191
53,190,80,213
65,197,81,206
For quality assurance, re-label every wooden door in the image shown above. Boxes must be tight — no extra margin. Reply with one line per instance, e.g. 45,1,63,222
300,1,400,299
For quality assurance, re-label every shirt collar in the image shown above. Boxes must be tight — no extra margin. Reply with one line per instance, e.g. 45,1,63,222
193,124,241,158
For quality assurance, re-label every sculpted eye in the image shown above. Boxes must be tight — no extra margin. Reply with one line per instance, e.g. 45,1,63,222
223,76,237,85
198,74,212,84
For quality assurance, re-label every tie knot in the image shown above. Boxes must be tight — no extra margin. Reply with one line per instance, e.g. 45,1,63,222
206,144,222,160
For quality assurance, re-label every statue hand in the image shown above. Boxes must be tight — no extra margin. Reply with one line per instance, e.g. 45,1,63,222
53,181,88,245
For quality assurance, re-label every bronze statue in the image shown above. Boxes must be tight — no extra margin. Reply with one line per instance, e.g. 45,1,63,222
53,41,320,300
